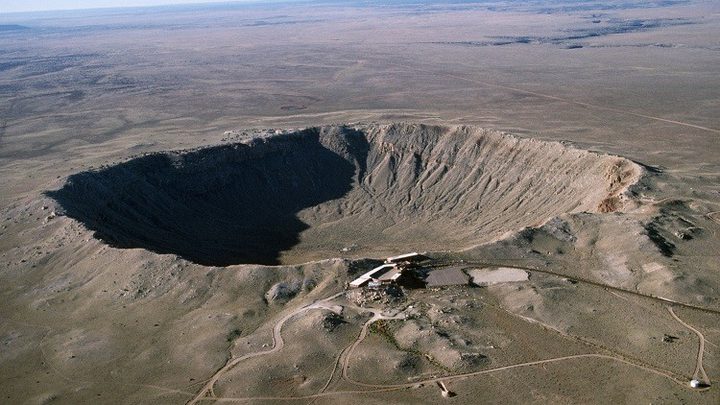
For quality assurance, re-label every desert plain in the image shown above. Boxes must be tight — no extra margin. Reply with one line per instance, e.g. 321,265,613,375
0,0,719,404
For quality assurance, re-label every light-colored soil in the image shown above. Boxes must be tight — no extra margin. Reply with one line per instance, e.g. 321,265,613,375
469,267,529,286
1,1,719,404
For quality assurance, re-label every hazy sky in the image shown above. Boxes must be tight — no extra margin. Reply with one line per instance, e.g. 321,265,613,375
1,0,252,13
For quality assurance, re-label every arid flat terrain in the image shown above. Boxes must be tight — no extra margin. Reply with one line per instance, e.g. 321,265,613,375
1,1,719,404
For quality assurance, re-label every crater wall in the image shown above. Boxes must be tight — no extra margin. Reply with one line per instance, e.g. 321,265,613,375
48,123,641,265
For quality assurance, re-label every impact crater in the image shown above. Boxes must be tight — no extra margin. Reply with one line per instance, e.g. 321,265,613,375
48,123,640,266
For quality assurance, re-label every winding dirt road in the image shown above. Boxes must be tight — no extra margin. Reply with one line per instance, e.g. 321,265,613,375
188,259,716,403
339,310,406,385
338,305,688,391
708,211,720,226
203,354,688,402
187,291,346,405
667,306,711,385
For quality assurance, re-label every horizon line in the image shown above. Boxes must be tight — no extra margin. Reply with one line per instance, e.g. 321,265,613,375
0,0,304,16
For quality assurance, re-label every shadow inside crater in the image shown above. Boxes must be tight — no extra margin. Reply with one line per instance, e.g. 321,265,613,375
46,128,362,266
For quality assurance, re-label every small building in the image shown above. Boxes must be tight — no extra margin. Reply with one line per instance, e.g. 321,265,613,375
349,277,370,288
367,264,397,278
349,263,398,288
385,252,426,264
377,267,403,283
690,379,701,388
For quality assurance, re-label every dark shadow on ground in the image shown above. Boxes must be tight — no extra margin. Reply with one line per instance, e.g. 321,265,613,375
47,128,363,266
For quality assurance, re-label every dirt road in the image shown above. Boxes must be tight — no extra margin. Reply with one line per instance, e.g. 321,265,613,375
668,306,711,385
189,260,717,402
187,292,346,404
204,353,689,402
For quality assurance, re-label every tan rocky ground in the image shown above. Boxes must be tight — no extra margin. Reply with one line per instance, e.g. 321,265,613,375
0,1,718,404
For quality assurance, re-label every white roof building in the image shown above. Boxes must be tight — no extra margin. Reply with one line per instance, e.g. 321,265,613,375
349,264,398,288
385,252,423,263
